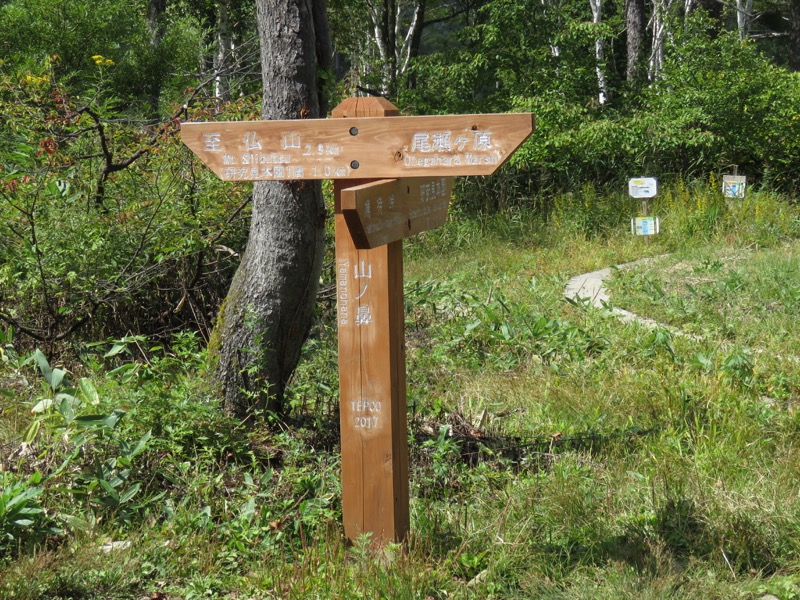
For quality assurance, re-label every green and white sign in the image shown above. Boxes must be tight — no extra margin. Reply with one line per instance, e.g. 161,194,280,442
722,175,746,199
631,216,660,236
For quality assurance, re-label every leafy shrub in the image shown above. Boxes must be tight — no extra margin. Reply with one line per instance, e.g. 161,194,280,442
0,62,253,348
0,472,56,557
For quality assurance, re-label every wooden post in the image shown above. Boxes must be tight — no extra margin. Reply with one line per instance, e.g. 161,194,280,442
181,100,534,546
333,97,410,545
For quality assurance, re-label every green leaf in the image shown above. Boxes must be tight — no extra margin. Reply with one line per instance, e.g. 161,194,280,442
31,398,54,413
73,415,110,428
129,430,151,458
108,363,138,378
104,343,127,358
32,349,52,385
58,513,91,532
23,420,40,444
119,483,141,504
49,368,67,391
58,395,75,422
78,378,100,405
465,320,482,335
99,480,120,503
74,409,125,429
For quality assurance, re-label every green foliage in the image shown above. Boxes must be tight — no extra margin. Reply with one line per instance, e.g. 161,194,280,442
2,190,800,595
407,272,607,378
20,349,155,530
0,472,56,557
403,0,617,114
641,24,800,191
0,0,205,116
0,57,254,347
505,32,800,196
407,11,800,203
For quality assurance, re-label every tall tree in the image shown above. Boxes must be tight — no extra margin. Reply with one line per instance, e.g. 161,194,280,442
649,0,675,79
790,0,800,69
214,0,234,100
736,0,754,39
625,0,646,83
589,0,609,103
212,0,331,419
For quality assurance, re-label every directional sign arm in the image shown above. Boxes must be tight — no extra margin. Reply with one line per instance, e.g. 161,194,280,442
181,113,534,181
339,177,453,249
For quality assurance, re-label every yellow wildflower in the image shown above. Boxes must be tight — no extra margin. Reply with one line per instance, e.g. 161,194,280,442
91,54,114,66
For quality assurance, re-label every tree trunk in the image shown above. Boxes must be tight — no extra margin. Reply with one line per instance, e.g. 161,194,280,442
790,0,800,70
148,0,167,43
625,0,645,84
649,0,674,80
402,0,426,89
736,0,753,40
365,0,426,97
147,0,168,115
213,0,330,420
214,0,232,102
589,0,608,104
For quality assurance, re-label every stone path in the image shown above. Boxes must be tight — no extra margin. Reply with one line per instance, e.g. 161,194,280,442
564,257,676,332
565,257,796,361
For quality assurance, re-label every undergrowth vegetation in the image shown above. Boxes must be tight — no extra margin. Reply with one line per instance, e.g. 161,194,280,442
2,181,800,598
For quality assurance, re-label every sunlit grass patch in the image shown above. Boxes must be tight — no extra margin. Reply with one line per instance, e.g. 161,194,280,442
609,239,800,356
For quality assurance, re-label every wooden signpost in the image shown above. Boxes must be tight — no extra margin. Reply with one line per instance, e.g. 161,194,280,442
628,177,659,239
340,176,453,249
183,96,534,546
181,108,533,181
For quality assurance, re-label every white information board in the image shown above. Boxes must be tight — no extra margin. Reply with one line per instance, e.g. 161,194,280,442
628,178,658,198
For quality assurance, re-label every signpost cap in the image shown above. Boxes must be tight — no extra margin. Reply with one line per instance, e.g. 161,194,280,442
332,97,401,118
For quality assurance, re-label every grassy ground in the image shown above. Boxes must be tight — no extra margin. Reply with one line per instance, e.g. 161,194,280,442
2,181,800,598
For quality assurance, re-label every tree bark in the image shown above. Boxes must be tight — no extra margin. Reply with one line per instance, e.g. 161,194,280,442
364,0,427,97
214,0,232,101
213,0,330,420
648,0,674,80
589,0,608,104
625,0,645,84
736,0,753,40
790,0,800,70
402,0,426,89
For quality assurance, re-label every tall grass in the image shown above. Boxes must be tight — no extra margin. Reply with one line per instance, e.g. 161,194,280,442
2,180,800,598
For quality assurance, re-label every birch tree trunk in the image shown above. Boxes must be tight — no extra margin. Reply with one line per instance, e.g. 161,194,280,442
736,0,753,40
364,0,426,97
589,0,608,104
213,0,331,420
649,0,674,80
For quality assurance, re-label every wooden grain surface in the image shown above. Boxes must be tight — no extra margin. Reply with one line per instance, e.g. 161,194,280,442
182,112,534,180
334,98,409,545
340,177,452,248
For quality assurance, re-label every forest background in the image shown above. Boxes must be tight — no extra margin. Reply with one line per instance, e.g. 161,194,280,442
3,0,800,598
1,0,800,347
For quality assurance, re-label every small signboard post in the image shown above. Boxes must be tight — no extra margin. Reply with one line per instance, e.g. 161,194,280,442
631,216,660,236
183,97,535,545
722,175,746,199
628,177,659,237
